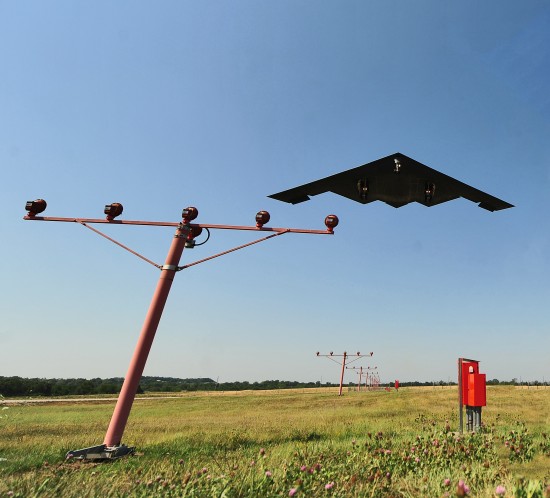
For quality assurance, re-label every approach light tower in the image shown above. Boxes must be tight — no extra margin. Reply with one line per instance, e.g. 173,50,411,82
365,367,381,390
24,200,338,460
346,365,366,392
316,352,373,396
346,365,377,392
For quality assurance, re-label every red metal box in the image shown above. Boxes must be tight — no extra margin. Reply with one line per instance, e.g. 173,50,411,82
467,373,487,406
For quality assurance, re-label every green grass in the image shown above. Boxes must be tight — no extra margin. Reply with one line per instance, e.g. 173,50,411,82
1,386,549,497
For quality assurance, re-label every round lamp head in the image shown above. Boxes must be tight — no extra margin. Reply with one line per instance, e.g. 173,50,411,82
324,214,339,232
190,225,203,238
182,206,198,222
104,202,123,220
255,210,270,228
25,199,47,216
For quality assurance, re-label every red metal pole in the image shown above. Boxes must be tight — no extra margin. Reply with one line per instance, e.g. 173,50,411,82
103,224,188,447
458,358,463,434
338,352,347,396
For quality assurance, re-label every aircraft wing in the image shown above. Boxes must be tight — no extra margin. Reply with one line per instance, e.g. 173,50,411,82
268,152,513,211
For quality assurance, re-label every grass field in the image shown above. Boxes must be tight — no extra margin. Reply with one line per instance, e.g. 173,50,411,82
1,386,549,497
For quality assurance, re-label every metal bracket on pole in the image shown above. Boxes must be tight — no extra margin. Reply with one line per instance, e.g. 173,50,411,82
66,444,135,461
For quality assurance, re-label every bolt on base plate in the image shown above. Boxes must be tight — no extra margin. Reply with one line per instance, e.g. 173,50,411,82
66,444,135,461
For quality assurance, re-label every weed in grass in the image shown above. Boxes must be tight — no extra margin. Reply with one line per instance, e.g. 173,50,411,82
501,422,536,463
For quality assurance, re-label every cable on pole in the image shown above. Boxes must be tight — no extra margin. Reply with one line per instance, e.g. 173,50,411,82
193,227,210,246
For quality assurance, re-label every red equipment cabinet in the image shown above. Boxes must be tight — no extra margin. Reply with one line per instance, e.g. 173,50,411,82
458,358,486,433
467,373,486,407
461,361,476,405
460,360,486,406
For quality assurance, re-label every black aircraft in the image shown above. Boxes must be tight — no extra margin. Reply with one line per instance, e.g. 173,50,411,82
269,152,513,212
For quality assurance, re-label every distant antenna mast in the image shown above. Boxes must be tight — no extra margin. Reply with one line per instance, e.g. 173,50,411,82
316,351,373,396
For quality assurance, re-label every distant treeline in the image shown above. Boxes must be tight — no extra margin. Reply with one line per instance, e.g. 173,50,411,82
0,376,332,397
0,376,543,398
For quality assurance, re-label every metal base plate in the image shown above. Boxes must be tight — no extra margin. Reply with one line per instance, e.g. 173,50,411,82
66,444,135,461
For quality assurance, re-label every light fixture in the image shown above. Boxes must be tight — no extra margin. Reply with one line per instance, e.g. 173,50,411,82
324,215,339,233
394,158,401,173
182,207,198,222
190,226,203,238
25,199,47,216
425,183,435,203
104,203,123,220
184,226,203,248
356,179,368,200
255,210,270,228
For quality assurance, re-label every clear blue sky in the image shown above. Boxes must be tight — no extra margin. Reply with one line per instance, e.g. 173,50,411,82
1,1,549,384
